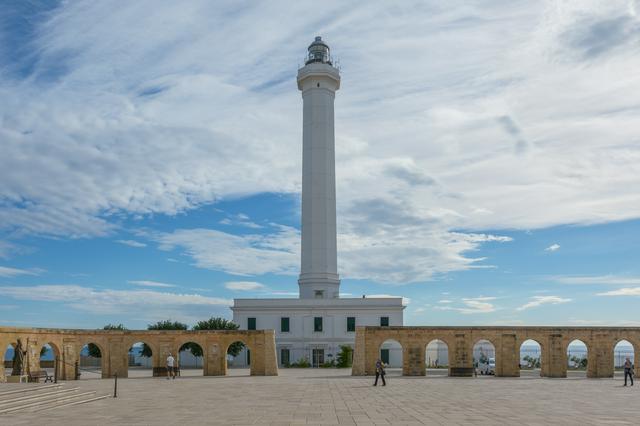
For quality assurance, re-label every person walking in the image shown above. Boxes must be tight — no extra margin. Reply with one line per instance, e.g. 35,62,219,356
623,357,634,386
166,352,175,380
373,359,386,386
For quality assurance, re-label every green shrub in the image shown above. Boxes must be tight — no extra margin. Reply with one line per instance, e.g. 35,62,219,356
289,357,311,368
336,345,353,368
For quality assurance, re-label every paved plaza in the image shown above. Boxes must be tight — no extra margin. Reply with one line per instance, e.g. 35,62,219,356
2,368,638,425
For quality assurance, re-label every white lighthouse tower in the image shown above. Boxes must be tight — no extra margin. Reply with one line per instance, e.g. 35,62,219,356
231,37,404,368
297,37,341,299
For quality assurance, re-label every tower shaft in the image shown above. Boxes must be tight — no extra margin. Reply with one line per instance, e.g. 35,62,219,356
297,38,341,299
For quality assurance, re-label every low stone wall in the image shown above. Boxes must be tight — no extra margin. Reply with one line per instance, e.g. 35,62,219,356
0,327,278,382
352,326,640,378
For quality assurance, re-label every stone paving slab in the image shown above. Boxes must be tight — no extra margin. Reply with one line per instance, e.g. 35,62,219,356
1,369,638,425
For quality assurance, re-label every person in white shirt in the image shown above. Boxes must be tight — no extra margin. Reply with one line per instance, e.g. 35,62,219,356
166,353,175,380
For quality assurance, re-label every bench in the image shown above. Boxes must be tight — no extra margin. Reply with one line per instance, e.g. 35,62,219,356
28,370,53,383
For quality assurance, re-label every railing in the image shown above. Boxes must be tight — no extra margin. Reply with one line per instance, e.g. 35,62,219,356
299,56,341,71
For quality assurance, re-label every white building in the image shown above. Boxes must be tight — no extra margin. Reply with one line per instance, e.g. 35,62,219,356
231,37,405,367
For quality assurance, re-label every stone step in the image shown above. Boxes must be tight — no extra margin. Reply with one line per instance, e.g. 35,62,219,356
0,387,79,409
0,384,62,397
32,394,111,412
0,391,96,415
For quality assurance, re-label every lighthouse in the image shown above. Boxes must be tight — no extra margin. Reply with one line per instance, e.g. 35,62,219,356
231,37,404,368
297,37,341,299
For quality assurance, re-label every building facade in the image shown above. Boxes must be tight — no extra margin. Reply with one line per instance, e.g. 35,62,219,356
232,298,403,367
231,37,405,367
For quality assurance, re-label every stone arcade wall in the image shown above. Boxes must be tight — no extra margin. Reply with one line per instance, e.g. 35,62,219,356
352,326,640,378
0,327,278,382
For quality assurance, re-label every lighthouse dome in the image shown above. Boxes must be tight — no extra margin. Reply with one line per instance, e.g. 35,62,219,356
305,36,332,65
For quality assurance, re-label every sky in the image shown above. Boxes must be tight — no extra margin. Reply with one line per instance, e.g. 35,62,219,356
1,0,639,330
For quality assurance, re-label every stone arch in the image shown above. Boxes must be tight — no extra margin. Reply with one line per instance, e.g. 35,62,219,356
566,338,589,377
224,338,252,375
125,338,158,378
1,340,18,382
174,339,206,375
516,333,563,378
38,341,61,373
472,338,497,376
519,338,543,377
425,338,450,376
613,338,635,375
378,338,403,372
77,340,107,380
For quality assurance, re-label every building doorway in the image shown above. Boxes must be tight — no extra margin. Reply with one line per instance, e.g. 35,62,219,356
312,348,324,367
280,348,291,367
380,348,390,365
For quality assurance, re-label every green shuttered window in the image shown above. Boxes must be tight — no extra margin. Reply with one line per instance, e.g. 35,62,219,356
347,317,356,332
281,317,290,332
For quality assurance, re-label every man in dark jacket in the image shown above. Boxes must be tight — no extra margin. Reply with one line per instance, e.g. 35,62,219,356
623,357,634,386
374,359,386,386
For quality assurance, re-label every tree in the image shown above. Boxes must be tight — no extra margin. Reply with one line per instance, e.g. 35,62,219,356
570,355,587,369
89,324,127,358
336,345,353,368
140,320,188,357
579,357,588,369
192,317,244,357
522,355,541,369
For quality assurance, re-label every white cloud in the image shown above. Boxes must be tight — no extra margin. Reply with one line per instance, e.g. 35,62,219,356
225,281,265,291
545,243,561,252
0,266,39,278
338,228,512,283
153,223,512,284
219,213,263,229
116,239,147,248
597,287,640,297
155,226,299,276
0,285,232,315
128,280,176,288
0,241,18,259
553,275,640,285
516,295,572,311
434,296,497,314
437,299,453,304
1,1,639,284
